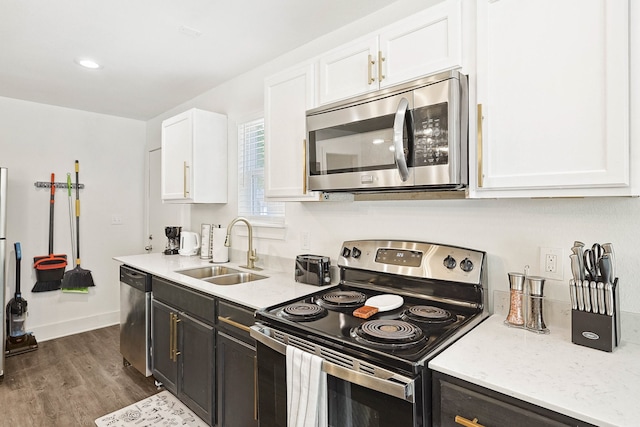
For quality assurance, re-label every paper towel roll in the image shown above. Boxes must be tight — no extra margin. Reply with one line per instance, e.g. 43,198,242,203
211,227,229,263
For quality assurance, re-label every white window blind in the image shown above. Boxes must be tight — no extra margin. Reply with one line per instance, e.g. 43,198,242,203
238,118,284,221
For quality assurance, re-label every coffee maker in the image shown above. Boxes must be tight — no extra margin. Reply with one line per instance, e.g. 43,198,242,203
164,226,181,255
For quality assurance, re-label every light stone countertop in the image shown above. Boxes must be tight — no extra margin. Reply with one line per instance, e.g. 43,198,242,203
429,314,640,427
113,252,332,309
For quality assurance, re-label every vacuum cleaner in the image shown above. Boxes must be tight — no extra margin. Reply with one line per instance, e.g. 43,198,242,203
5,242,38,356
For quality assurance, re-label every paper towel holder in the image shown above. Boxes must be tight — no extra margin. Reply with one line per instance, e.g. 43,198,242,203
210,225,229,263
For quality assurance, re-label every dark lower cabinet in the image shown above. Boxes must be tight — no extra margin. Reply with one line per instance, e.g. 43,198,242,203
217,331,258,427
216,300,259,427
180,313,215,424
432,372,596,427
150,276,260,427
151,277,216,426
151,299,178,392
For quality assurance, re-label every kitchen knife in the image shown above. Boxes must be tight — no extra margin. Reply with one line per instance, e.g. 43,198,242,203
576,280,585,311
599,254,612,286
570,253,582,282
569,279,577,310
583,280,591,312
597,282,605,315
605,282,614,316
602,243,615,281
573,241,585,279
590,281,598,313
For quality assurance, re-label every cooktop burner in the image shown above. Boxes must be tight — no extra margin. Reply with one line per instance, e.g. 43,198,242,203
402,305,457,327
278,303,327,322
316,290,367,309
352,319,426,350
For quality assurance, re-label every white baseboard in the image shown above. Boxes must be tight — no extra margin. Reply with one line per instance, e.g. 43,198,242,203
31,310,120,342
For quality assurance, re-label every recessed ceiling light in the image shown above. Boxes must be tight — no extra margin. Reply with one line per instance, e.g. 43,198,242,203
75,58,102,69
179,25,202,38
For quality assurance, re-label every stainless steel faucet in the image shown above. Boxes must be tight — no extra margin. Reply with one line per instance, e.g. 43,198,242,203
224,217,260,270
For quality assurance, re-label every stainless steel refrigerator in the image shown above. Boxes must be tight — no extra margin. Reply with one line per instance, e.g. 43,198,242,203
0,167,7,379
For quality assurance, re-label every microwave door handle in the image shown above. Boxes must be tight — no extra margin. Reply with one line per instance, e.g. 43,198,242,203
393,97,412,182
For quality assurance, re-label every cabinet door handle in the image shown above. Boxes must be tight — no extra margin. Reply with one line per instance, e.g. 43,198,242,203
378,51,385,82
218,316,251,333
173,315,181,362
455,415,485,427
253,355,258,420
477,104,484,188
183,161,190,197
367,54,376,84
302,139,308,195
169,312,174,361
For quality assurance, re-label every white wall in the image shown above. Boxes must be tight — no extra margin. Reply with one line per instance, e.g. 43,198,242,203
0,96,146,341
145,0,640,316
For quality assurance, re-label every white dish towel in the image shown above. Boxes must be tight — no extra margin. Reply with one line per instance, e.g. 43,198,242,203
286,345,328,427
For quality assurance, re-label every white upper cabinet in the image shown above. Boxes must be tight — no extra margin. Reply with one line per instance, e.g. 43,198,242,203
318,36,379,106
318,0,462,105
378,0,462,88
161,108,228,203
473,0,630,197
264,63,321,200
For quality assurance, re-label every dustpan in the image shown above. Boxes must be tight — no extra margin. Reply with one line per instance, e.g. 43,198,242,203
32,173,67,292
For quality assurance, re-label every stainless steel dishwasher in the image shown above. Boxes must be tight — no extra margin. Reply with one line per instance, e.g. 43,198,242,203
119,265,152,377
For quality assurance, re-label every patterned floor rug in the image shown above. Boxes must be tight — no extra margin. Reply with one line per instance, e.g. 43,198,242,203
95,390,208,427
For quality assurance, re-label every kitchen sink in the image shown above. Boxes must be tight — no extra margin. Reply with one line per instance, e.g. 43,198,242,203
204,272,268,286
177,266,240,279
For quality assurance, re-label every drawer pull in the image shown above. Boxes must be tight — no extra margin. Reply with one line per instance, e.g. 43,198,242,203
218,316,251,333
455,415,485,427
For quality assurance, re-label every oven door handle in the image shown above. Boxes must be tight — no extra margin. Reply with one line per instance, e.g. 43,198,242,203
393,97,412,182
251,325,416,403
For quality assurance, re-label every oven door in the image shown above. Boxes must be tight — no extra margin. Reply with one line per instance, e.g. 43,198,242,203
252,325,423,427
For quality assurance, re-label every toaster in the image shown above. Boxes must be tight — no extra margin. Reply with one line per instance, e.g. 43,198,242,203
295,254,331,286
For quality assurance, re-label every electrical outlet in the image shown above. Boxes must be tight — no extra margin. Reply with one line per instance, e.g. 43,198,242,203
539,247,563,280
111,214,123,225
301,231,310,250
545,253,558,273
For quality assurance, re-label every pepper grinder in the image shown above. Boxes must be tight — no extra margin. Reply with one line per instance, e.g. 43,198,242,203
505,272,526,327
525,276,549,334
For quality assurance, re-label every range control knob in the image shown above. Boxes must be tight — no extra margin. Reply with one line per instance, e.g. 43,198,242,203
460,258,474,272
443,255,457,270
351,247,362,259
342,247,351,258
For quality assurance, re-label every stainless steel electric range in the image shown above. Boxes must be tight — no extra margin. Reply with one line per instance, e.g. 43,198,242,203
251,239,488,427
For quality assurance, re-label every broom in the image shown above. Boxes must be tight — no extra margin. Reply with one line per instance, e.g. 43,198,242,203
61,172,88,294
62,160,94,290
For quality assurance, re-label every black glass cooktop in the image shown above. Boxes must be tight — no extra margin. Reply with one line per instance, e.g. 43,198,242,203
255,285,481,372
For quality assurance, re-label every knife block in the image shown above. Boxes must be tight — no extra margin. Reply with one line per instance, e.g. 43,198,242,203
571,278,620,352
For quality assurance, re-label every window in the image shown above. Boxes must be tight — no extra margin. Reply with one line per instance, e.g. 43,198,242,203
238,117,284,222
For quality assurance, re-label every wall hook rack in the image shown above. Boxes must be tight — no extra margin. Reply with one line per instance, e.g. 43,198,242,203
34,181,85,190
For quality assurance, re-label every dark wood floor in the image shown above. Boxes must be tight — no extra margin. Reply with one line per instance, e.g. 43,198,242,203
0,325,158,426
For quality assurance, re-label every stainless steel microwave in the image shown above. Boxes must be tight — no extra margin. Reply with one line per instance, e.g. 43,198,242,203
306,70,468,193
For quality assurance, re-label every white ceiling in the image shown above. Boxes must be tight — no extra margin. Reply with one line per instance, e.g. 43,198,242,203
0,0,393,120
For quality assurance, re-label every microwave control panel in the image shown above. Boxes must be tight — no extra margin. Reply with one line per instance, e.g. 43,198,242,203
413,101,448,167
